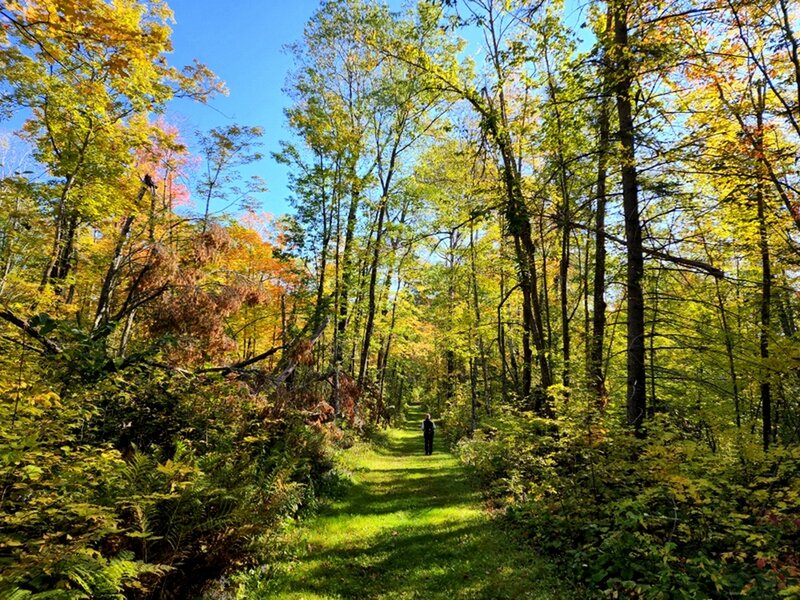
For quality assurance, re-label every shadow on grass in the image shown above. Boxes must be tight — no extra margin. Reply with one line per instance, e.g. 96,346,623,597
331,471,478,517
275,517,559,600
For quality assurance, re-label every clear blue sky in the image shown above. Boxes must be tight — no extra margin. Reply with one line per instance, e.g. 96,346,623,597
165,0,324,217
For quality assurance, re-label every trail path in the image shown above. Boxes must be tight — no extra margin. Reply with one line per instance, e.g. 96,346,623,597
258,406,574,599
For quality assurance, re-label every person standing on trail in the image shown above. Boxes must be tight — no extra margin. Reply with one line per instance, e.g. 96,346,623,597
422,413,435,455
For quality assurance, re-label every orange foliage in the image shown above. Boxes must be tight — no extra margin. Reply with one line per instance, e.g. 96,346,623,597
290,340,315,366
140,217,300,366
193,224,231,266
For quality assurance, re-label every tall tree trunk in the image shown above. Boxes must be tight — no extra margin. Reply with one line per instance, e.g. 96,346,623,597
40,130,91,293
359,195,388,385
315,211,330,324
444,229,458,402
117,308,137,357
515,237,535,406
715,279,741,428
93,215,135,332
775,277,797,338
498,260,509,404
648,267,662,415
758,185,772,450
335,182,361,366
470,2,552,413
51,211,79,285
350,256,370,371
755,87,772,450
500,144,553,414
93,184,150,333
613,0,647,431
539,213,553,353
375,209,410,417
469,224,491,417
543,43,572,397
590,8,612,409
280,293,287,357
376,278,400,423
559,198,570,395
469,357,478,433
374,268,394,416
360,122,403,386
0,184,22,297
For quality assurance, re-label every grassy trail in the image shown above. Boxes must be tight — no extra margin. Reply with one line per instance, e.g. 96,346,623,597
253,406,573,599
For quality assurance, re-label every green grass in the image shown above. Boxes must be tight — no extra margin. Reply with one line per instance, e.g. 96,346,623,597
224,405,575,599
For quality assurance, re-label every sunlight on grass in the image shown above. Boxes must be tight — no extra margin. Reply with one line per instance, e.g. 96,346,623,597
225,406,575,599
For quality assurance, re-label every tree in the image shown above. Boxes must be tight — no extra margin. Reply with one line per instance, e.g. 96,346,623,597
196,125,266,233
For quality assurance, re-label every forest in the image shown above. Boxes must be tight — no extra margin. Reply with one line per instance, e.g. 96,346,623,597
1,0,799,598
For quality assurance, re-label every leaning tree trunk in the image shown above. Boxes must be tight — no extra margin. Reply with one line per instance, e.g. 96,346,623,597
492,132,552,414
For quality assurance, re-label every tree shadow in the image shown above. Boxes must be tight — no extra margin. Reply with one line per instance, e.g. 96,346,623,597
280,519,552,599
332,471,478,517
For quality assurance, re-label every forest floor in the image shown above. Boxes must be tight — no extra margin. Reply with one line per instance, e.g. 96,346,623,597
221,405,576,599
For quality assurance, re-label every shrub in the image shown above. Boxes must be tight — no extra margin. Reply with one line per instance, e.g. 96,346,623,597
457,411,800,598
0,361,336,598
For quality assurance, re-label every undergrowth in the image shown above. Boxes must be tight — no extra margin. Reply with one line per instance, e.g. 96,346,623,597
457,409,800,599
0,360,339,599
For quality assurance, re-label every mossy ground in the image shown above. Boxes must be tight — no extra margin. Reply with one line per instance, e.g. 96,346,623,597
223,406,575,599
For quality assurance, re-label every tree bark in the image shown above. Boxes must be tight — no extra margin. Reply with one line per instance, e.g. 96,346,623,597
335,182,361,367
359,194,388,385
543,42,572,398
755,88,772,450
613,0,647,431
469,224,491,417
590,7,612,409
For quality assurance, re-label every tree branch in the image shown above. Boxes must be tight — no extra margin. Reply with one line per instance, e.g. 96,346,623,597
0,309,62,354
200,344,285,374
567,220,724,278
275,315,330,386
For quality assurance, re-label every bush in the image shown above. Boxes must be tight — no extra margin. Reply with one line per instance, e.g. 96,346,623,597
0,361,336,598
457,411,800,598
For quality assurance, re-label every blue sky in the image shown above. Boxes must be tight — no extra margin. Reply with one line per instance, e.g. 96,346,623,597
164,0,324,217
